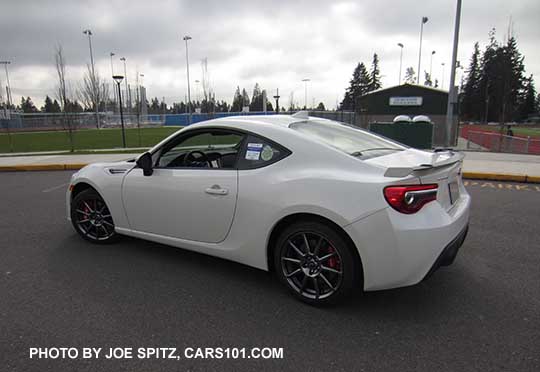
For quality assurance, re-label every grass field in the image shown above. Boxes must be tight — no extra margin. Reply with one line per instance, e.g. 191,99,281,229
463,124,540,138
0,127,181,153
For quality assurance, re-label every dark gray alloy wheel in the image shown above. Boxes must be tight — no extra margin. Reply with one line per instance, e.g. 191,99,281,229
274,221,359,305
71,188,118,244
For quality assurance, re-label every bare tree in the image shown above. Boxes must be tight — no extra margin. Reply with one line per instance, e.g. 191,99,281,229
54,44,75,152
78,65,109,116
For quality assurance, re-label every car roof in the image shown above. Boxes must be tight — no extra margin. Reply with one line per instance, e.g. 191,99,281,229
190,114,304,129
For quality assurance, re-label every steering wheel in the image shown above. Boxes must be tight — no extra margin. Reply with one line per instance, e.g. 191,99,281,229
183,150,211,167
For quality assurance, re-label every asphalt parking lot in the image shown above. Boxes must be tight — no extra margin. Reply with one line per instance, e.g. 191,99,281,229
1,171,539,371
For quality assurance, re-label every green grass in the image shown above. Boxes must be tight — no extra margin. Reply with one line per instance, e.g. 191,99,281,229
0,127,181,153
464,124,540,138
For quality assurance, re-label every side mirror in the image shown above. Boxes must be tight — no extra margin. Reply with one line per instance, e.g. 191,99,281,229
136,152,153,176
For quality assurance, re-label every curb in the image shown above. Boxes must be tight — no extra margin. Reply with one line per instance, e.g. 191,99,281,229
462,172,540,184
1,164,539,184
0,163,88,172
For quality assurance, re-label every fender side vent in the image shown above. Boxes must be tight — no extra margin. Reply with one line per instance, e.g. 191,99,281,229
108,168,127,174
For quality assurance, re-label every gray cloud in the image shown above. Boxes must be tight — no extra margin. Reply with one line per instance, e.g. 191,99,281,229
1,0,539,108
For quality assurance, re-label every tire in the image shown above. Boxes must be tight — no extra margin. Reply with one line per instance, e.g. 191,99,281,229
273,220,360,305
71,188,119,244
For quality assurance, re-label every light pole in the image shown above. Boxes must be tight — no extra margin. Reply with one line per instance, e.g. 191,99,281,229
417,16,429,84
397,43,404,85
183,35,192,124
430,50,436,78
301,78,310,110
0,60,13,152
113,75,126,148
83,29,100,128
445,0,463,147
273,88,280,113
120,57,130,114
109,52,116,109
441,62,446,89
0,61,12,113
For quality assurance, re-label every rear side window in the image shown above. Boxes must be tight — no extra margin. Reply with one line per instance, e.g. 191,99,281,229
237,134,290,170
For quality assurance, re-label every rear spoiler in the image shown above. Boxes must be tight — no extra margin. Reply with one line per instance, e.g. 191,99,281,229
384,150,464,178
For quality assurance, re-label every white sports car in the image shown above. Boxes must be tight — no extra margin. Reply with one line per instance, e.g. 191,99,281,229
67,113,470,304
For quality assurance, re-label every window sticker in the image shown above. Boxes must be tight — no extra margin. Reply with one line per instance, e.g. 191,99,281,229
245,143,263,160
260,145,274,161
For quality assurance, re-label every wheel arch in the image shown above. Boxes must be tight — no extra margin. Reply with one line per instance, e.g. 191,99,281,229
266,212,364,283
71,182,98,201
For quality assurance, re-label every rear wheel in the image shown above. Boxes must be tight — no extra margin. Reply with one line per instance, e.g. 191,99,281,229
274,221,359,305
71,188,119,244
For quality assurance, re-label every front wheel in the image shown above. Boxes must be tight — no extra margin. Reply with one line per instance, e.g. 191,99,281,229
71,188,119,244
274,221,360,305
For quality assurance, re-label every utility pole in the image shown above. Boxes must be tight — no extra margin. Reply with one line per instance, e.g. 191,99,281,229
302,78,310,110
397,43,404,85
0,61,13,152
417,17,429,84
120,57,129,114
445,0,462,147
83,29,100,128
183,35,192,124
273,88,280,113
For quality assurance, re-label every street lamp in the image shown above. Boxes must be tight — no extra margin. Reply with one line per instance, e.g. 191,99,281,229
113,75,126,148
183,35,192,124
120,57,130,113
0,61,12,113
397,43,404,85
301,78,310,110
441,62,446,89
109,53,116,109
430,50,436,78
83,29,100,128
417,16,429,84
445,0,463,147
0,60,13,152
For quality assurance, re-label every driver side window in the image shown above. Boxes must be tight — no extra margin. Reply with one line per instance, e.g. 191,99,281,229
156,130,244,169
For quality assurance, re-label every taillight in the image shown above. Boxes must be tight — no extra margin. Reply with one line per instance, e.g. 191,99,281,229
383,184,438,214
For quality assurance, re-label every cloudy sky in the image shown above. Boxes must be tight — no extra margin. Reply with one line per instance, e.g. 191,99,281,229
1,0,539,109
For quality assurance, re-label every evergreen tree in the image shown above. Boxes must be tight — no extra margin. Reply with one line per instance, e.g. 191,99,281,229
231,86,243,112
316,102,326,110
519,75,537,120
368,53,381,92
340,62,371,110
51,99,61,113
241,88,250,109
20,97,38,113
42,95,54,112
404,67,416,84
460,42,482,120
250,83,263,111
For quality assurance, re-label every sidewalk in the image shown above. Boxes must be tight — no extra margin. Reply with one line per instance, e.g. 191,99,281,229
0,150,539,183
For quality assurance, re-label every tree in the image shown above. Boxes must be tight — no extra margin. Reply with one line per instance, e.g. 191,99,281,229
340,62,371,110
54,44,75,152
77,64,109,124
20,97,38,113
41,95,54,112
249,83,262,111
404,67,416,84
231,86,243,112
460,42,482,120
423,71,433,87
316,102,326,111
368,53,381,92
519,75,537,120
241,88,250,109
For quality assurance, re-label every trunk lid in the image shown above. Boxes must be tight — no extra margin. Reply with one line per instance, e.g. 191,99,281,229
365,148,465,211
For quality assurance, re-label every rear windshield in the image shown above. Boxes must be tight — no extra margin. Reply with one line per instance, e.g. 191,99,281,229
289,119,406,156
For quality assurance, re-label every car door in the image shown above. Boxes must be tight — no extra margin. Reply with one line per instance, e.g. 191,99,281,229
121,129,244,243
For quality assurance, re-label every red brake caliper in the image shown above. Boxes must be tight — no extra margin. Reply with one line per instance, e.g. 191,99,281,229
327,246,338,269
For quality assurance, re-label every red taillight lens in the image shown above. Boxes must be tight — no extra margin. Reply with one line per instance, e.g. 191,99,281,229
383,184,438,214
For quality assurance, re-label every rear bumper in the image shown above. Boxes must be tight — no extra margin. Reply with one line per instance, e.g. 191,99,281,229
344,190,471,291
423,223,468,280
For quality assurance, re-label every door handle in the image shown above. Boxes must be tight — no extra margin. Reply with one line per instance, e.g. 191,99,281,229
205,185,229,195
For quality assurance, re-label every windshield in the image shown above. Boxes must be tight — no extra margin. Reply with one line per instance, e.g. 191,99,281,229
289,119,406,155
